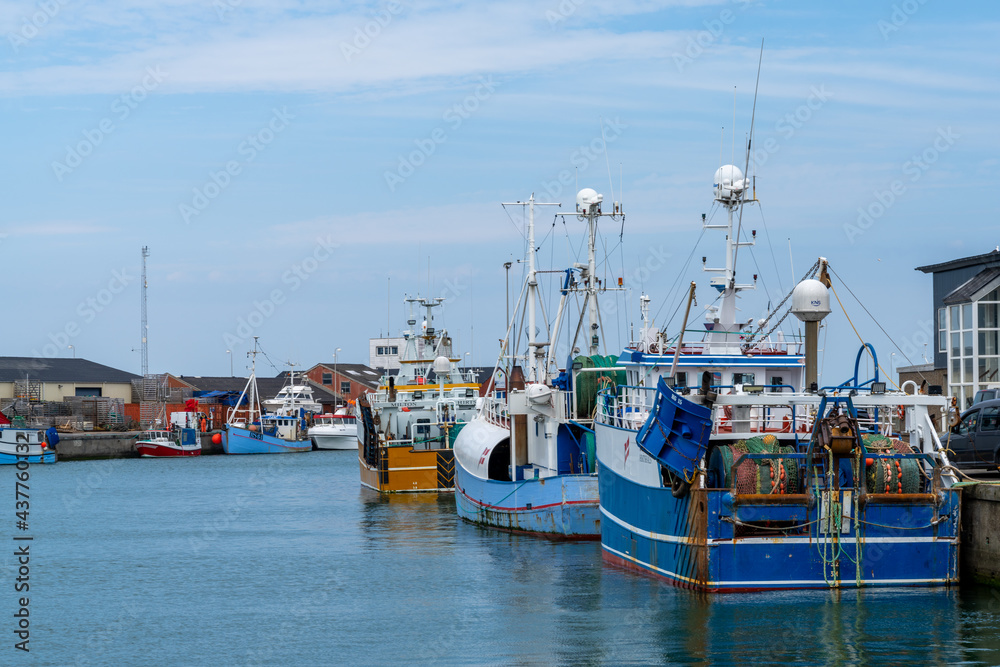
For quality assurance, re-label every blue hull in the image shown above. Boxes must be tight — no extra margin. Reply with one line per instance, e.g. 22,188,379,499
0,452,56,464
223,426,310,455
598,457,961,592
454,462,600,538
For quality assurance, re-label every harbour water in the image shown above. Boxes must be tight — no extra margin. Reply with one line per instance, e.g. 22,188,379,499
8,453,1000,665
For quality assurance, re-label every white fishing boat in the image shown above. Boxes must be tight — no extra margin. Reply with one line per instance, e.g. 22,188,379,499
309,407,358,450
356,296,480,492
452,190,623,538
262,370,322,416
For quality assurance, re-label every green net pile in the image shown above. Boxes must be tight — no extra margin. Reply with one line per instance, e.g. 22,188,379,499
710,434,800,494
862,433,921,494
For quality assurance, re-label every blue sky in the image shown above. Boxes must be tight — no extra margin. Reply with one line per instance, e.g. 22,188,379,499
1,0,997,382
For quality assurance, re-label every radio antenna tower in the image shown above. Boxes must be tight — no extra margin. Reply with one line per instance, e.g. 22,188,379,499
141,246,149,376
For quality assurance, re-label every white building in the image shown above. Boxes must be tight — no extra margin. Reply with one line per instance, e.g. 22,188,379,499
918,249,1000,408
368,337,406,371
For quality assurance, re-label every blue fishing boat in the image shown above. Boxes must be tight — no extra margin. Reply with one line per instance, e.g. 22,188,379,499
593,163,960,591
0,424,57,464
453,190,623,538
223,338,310,455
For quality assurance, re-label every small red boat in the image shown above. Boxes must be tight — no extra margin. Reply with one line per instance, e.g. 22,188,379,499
135,412,202,458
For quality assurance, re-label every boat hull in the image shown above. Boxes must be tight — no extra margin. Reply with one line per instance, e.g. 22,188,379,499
0,451,56,464
358,441,455,493
311,433,357,450
595,421,960,592
454,461,600,538
223,426,310,454
136,442,201,457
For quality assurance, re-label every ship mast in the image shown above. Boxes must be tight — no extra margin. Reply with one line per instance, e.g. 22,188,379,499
585,200,600,356
500,195,560,382
702,167,756,353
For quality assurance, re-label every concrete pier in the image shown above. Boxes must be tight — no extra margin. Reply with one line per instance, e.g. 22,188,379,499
52,430,226,460
960,483,1000,587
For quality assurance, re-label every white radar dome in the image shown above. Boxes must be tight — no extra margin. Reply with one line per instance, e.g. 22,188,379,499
791,279,831,322
713,165,746,202
576,188,603,214
433,355,451,375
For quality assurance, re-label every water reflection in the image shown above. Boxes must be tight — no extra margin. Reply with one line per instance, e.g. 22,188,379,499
32,451,1000,665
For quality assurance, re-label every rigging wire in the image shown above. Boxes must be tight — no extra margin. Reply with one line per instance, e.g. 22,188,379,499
731,40,764,283
501,203,528,242
756,201,787,295
652,226,707,325
828,264,931,387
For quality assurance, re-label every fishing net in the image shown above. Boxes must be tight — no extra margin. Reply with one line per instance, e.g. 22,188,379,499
862,433,921,494
709,434,800,494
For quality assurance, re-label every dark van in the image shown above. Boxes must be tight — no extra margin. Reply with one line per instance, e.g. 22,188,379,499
941,398,1000,471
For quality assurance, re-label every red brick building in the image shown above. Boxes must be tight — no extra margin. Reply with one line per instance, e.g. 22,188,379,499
304,363,382,405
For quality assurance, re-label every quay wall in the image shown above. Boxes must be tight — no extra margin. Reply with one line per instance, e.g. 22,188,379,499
53,431,225,460
960,483,1000,587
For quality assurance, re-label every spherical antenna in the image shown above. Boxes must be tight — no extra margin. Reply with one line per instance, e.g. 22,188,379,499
433,355,451,375
576,188,603,215
791,279,831,322
713,165,745,202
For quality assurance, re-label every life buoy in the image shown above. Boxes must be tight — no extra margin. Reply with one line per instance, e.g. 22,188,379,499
782,414,791,433
897,406,905,422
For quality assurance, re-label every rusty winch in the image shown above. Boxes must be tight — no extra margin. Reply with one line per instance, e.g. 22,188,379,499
817,407,859,456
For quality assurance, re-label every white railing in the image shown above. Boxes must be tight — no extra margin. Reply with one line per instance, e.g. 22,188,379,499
626,334,805,356
595,385,656,430
480,396,509,427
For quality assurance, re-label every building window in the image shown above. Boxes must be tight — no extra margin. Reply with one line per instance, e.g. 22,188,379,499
949,300,976,408
391,346,398,354
340,381,351,395
322,372,332,385
75,387,102,397
979,291,1000,389
938,307,946,352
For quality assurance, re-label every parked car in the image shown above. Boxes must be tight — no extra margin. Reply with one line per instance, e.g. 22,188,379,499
939,398,1000,471
972,387,1000,406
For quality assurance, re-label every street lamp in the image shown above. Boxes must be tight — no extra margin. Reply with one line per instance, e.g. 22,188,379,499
226,349,233,376
68,345,74,358
333,348,342,407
